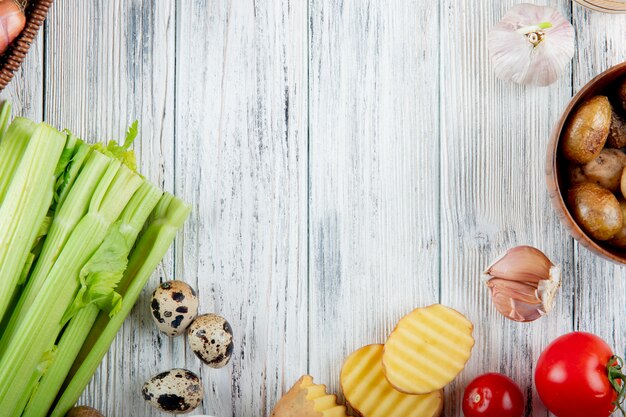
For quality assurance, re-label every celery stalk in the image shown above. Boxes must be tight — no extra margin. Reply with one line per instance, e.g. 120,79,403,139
22,182,163,417
14,347,57,417
0,118,37,206
0,123,66,323
0,151,112,352
17,215,52,285
0,101,11,140
55,138,92,209
53,132,77,180
64,181,164,321
20,134,85,283
0,163,142,415
50,195,190,417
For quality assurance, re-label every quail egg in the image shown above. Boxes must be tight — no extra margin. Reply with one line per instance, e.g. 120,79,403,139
188,313,234,369
142,368,203,414
151,280,199,336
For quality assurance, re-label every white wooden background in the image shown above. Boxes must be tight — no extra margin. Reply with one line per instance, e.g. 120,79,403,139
1,1,625,416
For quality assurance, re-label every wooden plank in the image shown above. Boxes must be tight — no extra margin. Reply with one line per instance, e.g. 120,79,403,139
0,20,44,120
439,1,575,415
43,1,177,415
571,3,626,388
174,1,308,416
308,0,441,402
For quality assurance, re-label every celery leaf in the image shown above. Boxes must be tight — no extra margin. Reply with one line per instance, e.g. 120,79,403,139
123,120,138,149
89,120,139,174
61,224,130,323
92,141,138,173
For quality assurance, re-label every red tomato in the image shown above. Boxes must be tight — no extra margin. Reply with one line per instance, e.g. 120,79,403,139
535,332,625,417
462,373,525,417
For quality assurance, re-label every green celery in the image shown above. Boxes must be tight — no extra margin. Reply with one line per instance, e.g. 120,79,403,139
18,134,85,287
50,194,190,417
14,134,83,291
0,123,66,324
0,102,11,141
0,118,37,206
14,347,57,417
0,215,49,335
53,133,77,179
18,215,52,285
91,120,139,173
64,181,164,321
55,137,92,209
0,151,112,352
22,182,163,417
0,162,142,415
3,137,85,327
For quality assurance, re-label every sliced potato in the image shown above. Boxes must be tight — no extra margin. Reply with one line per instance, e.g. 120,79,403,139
382,304,474,394
341,344,443,417
270,375,347,417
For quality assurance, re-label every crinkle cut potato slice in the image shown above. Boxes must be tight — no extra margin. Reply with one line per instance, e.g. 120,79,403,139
382,304,474,394
341,344,443,417
270,375,348,417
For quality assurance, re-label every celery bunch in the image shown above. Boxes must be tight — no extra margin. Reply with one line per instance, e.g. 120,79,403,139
0,104,190,417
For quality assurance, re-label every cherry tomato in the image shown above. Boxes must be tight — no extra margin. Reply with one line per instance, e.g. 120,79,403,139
535,332,625,417
462,373,525,417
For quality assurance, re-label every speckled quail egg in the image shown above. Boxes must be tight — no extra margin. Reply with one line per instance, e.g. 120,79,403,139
151,280,199,336
188,313,234,369
142,368,203,414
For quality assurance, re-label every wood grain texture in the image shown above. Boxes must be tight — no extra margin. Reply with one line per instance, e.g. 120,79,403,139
0,0,625,416
174,1,308,416
308,0,441,402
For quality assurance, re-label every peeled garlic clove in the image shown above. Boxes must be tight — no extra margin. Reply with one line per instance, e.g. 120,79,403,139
487,4,574,86
484,246,561,322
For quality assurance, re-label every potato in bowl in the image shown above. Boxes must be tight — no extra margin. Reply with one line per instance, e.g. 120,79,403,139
547,62,626,264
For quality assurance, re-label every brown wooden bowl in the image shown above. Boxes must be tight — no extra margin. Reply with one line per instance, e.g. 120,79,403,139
0,0,54,92
547,61,626,265
574,0,626,13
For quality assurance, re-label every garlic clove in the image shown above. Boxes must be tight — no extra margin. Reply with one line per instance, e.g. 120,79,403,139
487,279,544,322
484,246,561,322
484,245,557,283
487,278,540,304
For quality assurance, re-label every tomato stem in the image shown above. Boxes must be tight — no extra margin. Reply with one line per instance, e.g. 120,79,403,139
608,355,626,416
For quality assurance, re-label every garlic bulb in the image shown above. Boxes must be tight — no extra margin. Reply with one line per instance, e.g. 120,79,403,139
488,4,575,86
484,246,561,322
